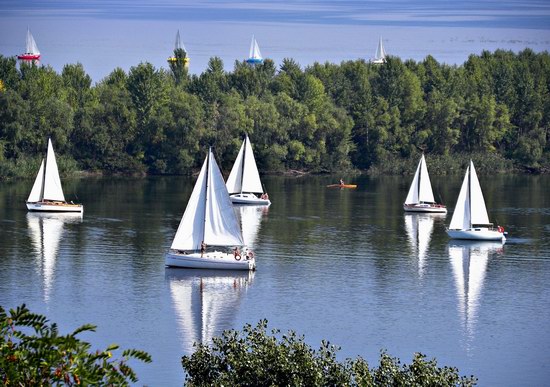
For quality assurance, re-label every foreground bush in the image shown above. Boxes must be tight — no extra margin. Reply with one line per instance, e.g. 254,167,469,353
0,304,151,385
182,320,477,386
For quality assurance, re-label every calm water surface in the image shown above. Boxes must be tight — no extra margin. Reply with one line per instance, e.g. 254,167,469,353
1,174,549,386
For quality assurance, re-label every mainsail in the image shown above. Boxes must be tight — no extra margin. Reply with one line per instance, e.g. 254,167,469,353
171,148,244,251
26,28,40,55
226,135,264,195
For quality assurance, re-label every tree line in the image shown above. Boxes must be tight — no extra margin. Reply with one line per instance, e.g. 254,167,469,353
0,48,548,180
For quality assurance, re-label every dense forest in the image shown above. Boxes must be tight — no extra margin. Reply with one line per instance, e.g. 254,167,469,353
0,48,548,180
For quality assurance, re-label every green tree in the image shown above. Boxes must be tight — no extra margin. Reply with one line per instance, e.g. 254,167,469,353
181,320,477,386
0,304,151,385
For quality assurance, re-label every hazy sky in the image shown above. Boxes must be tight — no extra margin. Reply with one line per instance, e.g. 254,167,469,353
1,0,549,82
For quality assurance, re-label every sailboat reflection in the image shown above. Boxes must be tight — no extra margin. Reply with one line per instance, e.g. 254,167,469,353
404,213,444,276
26,212,82,302
166,269,255,353
449,241,503,341
234,205,268,248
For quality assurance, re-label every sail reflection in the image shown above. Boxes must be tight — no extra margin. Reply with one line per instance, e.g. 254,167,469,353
234,205,269,248
449,241,503,342
26,212,82,302
404,213,444,276
166,269,254,353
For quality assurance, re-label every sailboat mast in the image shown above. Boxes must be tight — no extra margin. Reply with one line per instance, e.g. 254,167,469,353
202,149,211,247
467,164,472,228
417,157,422,203
39,140,48,201
240,136,246,194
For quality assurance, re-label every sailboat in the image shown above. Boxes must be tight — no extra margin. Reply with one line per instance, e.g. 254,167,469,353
18,28,41,61
371,36,386,64
246,35,263,64
165,148,256,270
403,154,447,213
447,160,506,241
226,134,270,205
26,138,83,213
167,30,189,68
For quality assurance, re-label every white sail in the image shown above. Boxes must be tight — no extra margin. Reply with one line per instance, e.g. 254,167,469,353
226,135,264,194
405,155,436,204
374,36,386,62
468,161,490,225
249,36,262,60
171,149,244,251
42,139,65,202
449,165,471,230
175,30,187,52
26,28,40,55
404,160,421,204
418,155,435,203
27,159,45,202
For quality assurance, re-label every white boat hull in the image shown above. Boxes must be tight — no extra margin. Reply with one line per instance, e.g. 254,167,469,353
165,250,256,271
26,201,83,213
447,228,505,241
230,193,270,205
403,203,447,213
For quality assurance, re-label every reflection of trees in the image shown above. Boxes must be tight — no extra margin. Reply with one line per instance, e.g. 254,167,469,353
449,241,503,344
166,269,254,353
26,212,82,302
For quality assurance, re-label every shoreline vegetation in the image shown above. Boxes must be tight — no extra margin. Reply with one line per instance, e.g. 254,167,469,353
1,305,477,385
1,48,548,181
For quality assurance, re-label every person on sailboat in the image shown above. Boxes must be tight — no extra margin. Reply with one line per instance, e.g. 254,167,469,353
201,241,206,257
233,247,241,259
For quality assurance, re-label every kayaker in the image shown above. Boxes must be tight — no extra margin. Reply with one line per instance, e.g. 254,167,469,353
340,179,345,186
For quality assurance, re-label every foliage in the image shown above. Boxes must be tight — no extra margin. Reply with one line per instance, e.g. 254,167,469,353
0,49,549,179
181,320,477,386
0,304,151,385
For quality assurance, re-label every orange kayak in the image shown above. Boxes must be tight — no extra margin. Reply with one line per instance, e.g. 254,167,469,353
326,184,357,188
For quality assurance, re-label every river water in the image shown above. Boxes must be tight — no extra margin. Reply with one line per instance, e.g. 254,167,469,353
0,174,549,385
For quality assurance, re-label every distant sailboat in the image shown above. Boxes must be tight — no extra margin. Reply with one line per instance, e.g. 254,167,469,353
447,160,506,241
246,35,263,64
18,28,41,61
167,30,189,68
165,148,256,270
403,154,447,213
26,138,83,213
371,36,386,64
226,134,270,205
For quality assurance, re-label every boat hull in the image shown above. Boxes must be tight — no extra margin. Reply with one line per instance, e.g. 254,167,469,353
447,228,505,241
165,251,256,271
229,193,270,205
26,201,83,213
18,54,40,60
403,203,447,213
326,184,357,189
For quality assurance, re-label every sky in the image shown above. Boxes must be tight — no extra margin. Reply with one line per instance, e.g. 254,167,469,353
1,0,550,82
